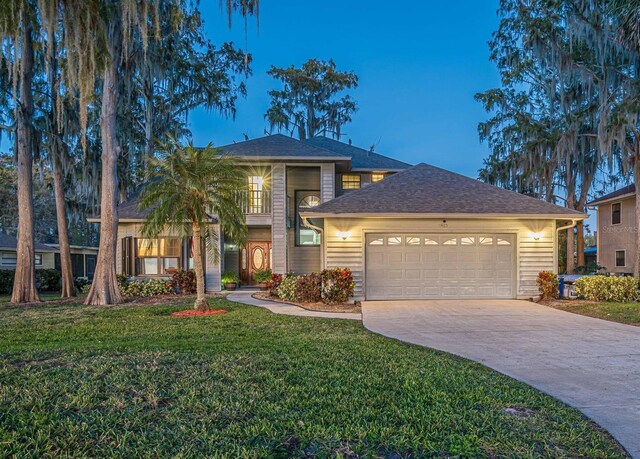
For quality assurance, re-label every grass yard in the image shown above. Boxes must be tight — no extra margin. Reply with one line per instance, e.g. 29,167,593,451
0,296,627,458
548,300,640,326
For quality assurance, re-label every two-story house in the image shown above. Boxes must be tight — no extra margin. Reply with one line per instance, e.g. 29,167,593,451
106,134,585,300
588,185,636,275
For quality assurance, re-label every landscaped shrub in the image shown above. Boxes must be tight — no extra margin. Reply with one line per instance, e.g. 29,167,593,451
320,267,355,304
536,271,559,300
74,277,91,292
0,269,64,294
35,269,61,291
0,270,13,294
276,273,298,302
172,269,197,294
296,273,321,303
254,269,272,284
267,273,283,296
119,278,175,297
574,275,638,302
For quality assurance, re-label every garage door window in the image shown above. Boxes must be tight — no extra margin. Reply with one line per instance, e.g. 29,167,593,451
368,237,383,246
406,236,421,245
461,237,475,245
443,237,457,245
424,238,438,245
387,236,402,245
479,237,493,245
497,238,511,245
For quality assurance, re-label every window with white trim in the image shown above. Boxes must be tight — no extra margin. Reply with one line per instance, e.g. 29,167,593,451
341,174,361,190
1,253,17,266
612,202,621,225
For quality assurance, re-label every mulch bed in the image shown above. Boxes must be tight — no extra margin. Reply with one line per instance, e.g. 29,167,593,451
252,291,361,314
171,309,227,317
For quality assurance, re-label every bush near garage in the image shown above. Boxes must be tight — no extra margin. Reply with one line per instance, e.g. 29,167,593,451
536,271,559,300
276,272,298,302
295,272,322,302
266,272,283,296
573,275,638,302
320,267,355,304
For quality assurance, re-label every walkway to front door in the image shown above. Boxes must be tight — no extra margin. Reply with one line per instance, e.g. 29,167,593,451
361,299,640,457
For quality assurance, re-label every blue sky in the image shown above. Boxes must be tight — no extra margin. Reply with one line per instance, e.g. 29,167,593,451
192,0,501,178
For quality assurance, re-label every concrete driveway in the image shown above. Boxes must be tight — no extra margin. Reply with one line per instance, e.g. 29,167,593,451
362,299,640,457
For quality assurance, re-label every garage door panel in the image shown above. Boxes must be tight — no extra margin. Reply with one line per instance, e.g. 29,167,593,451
365,233,516,300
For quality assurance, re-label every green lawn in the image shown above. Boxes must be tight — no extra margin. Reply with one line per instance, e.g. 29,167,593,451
552,301,640,326
0,297,626,458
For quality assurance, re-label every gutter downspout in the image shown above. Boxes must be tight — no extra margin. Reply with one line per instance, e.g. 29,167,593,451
556,219,579,275
302,216,325,269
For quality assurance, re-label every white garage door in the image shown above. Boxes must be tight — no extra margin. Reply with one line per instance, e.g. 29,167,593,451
365,233,516,300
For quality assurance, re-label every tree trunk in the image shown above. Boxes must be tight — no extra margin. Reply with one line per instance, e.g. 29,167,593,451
52,151,76,297
47,33,75,298
576,220,585,268
635,161,640,278
85,24,122,305
11,25,39,304
192,222,208,311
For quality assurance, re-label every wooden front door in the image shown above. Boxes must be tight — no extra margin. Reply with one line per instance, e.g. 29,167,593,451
240,241,271,285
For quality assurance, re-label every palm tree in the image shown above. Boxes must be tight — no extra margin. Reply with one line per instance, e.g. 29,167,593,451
139,140,247,311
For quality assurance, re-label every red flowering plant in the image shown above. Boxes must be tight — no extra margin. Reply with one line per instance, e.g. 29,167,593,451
536,271,559,300
295,273,322,303
266,272,283,297
320,267,355,304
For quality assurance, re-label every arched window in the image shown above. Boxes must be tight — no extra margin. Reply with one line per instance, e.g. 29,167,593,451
297,192,321,246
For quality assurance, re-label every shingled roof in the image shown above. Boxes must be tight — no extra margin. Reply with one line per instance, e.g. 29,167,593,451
303,163,586,218
218,134,347,160
0,233,56,252
305,136,411,171
587,184,635,206
89,191,218,223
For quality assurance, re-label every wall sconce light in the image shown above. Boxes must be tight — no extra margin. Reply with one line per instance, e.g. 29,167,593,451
337,231,351,241
530,232,542,241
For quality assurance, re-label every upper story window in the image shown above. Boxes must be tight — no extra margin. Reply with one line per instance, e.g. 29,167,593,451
248,176,265,213
342,174,361,190
297,192,321,246
371,173,385,183
611,202,621,225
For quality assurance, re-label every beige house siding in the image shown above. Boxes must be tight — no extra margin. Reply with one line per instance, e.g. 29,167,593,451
116,223,222,292
288,230,321,274
597,197,636,274
323,217,556,300
271,163,287,274
0,250,55,270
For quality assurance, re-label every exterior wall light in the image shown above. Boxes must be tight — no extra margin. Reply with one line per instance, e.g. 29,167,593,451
530,232,542,241
337,231,351,241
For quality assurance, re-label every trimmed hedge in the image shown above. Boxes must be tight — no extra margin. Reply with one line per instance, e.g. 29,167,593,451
272,268,355,304
573,275,638,302
117,275,175,298
0,269,61,294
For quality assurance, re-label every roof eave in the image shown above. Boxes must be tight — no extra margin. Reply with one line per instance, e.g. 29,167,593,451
587,192,635,207
300,212,588,220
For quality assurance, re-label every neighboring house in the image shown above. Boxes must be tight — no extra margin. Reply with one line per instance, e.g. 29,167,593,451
587,185,636,275
0,233,98,280
98,134,585,300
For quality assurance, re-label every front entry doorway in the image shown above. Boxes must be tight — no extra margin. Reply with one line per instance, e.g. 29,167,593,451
240,241,272,285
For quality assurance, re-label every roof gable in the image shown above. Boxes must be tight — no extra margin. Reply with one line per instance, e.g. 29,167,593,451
305,136,411,171
304,163,586,218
